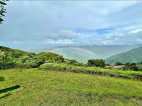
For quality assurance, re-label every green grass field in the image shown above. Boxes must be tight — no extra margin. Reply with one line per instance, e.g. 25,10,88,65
0,69,142,106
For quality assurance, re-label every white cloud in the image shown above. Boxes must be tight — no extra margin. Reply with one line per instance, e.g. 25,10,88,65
129,29,142,34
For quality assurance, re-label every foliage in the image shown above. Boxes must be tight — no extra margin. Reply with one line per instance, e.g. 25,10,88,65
0,0,7,24
123,62,139,71
35,52,64,63
115,62,123,66
87,59,106,68
0,50,16,69
40,63,142,80
65,59,85,66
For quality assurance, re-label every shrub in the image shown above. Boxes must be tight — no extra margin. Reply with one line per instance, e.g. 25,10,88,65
123,66,129,71
115,62,123,66
87,59,106,68
123,62,138,71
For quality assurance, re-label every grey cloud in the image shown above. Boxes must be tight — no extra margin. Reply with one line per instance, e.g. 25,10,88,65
44,30,77,40
0,1,142,50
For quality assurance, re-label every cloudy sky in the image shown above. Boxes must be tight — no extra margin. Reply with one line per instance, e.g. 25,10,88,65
1,1,142,50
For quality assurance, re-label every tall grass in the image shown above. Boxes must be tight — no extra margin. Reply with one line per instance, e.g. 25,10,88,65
40,63,142,80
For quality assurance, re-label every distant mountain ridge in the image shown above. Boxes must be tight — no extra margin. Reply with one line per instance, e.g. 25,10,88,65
106,46,142,65
30,45,141,63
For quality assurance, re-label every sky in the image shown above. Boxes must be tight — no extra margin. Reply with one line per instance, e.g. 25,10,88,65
1,1,142,50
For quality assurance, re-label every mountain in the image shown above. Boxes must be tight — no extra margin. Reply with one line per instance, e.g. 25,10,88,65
106,46,142,65
78,45,141,58
29,45,141,63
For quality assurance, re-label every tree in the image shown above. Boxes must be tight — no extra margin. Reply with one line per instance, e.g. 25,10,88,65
0,50,15,69
0,0,7,24
124,62,138,71
115,62,123,66
87,59,106,68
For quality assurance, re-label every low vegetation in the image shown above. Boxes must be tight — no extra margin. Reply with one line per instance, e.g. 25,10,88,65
105,62,142,72
39,63,142,80
0,69,142,105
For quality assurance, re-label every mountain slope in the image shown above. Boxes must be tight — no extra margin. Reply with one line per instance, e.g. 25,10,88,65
106,46,142,65
78,45,141,58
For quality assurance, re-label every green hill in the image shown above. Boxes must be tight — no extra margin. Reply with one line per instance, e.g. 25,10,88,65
0,46,30,57
106,46,142,65
0,46,65,69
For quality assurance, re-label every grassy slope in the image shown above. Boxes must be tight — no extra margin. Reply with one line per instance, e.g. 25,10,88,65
0,46,29,56
0,69,142,106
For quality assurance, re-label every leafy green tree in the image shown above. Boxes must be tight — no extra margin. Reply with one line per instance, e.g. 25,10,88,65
0,0,7,24
115,62,123,66
87,59,106,68
123,62,138,71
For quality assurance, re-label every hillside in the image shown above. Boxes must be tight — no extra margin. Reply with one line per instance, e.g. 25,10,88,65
79,45,141,58
0,46,65,69
0,46,30,57
106,46,142,65
0,69,142,105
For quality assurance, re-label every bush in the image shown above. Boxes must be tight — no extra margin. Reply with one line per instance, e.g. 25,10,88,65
130,66,139,71
115,62,123,66
65,59,84,66
123,62,138,71
123,66,129,71
87,59,106,68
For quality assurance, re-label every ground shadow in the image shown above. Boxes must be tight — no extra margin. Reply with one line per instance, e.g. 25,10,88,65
0,85,20,94
0,76,5,81
0,93,11,99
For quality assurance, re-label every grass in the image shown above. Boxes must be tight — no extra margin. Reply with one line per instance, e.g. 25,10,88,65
0,69,142,106
40,63,142,80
